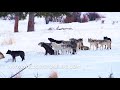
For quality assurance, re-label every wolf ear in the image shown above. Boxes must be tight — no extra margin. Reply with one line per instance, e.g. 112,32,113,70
8,50,11,52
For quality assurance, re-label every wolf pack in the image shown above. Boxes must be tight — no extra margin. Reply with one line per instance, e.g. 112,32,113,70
38,36,112,55
0,36,111,62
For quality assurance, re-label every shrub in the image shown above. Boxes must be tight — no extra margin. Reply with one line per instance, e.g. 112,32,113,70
87,12,101,21
49,71,58,78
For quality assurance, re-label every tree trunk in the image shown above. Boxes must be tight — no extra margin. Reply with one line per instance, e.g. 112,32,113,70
27,12,34,32
14,12,19,32
45,16,49,24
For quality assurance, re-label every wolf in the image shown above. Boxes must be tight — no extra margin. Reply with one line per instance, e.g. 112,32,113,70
48,38,63,44
81,46,90,50
103,36,112,49
88,38,98,50
97,39,111,50
39,42,54,55
6,50,25,62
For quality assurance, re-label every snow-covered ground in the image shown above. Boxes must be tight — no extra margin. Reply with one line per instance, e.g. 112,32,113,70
0,12,120,78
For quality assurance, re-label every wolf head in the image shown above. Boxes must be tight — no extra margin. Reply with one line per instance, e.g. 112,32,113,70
38,42,44,46
78,38,83,42
48,38,55,42
38,42,42,45
6,50,12,54
104,36,108,39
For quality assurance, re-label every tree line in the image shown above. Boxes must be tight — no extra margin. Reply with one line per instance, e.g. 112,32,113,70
0,12,71,32
0,12,102,32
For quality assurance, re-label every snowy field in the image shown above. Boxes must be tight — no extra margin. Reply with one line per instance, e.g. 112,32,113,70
0,12,120,78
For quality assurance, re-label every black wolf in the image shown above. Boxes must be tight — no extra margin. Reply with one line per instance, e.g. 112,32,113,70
6,50,25,62
39,42,54,55
48,38,63,44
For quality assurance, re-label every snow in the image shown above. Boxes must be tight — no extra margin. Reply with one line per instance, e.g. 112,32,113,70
0,12,120,78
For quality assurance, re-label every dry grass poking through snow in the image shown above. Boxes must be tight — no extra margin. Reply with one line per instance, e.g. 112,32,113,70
1,37,15,45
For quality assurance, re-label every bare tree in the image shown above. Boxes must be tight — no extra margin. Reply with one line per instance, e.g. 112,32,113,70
14,12,19,32
27,12,35,32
